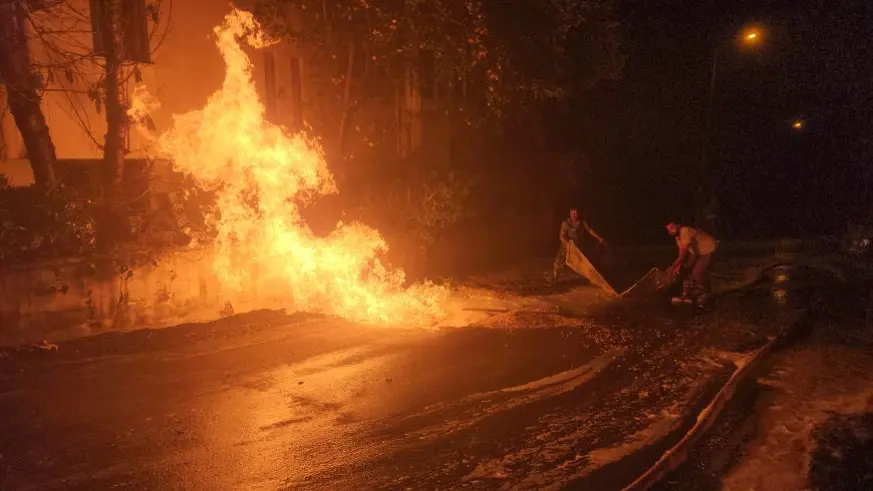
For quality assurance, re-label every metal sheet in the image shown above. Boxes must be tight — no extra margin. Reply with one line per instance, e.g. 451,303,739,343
618,268,667,299
565,242,668,299
565,242,619,297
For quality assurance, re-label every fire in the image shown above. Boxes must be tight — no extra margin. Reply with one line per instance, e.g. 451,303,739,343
130,9,447,326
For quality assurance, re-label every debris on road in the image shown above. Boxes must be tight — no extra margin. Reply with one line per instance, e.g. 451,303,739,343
32,339,59,352
720,298,873,491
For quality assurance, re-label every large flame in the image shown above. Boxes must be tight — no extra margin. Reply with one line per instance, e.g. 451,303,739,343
130,9,447,326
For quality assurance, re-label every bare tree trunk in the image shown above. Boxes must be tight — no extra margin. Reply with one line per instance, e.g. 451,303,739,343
337,41,355,156
337,43,373,161
97,0,129,250
0,0,57,190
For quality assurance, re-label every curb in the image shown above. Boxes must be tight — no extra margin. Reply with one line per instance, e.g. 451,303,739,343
621,297,824,491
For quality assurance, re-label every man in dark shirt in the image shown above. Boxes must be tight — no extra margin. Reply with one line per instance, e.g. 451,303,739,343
553,208,606,281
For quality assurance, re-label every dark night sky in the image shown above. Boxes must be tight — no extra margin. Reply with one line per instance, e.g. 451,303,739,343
574,0,873,243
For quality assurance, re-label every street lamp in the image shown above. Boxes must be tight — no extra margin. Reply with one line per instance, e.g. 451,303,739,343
792,120,804,129
698,26,764,234
742,29,761,44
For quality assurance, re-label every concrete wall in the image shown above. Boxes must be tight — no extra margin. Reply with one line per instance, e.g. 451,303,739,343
0,247,289,348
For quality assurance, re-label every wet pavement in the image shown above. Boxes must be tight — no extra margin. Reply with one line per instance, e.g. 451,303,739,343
654,267,871,491
0,262,831,490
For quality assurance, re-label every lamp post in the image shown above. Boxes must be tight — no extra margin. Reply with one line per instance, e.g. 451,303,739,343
698,27,762,234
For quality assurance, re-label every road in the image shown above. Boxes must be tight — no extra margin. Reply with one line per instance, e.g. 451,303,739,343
0,264,818,490
656,274,873,491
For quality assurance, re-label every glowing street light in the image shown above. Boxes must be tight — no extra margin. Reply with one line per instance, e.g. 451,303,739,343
792,120,804,129
700,25,766,232
742,29,761,45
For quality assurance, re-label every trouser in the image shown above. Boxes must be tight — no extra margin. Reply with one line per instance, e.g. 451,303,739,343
553,242,569,273
686,252,713,294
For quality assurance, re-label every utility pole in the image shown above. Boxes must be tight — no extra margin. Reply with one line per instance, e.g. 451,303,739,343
698,27,762,235
697,46,720,234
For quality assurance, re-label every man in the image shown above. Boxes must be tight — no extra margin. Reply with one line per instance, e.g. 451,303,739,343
665,222,718,295
553,208,607,281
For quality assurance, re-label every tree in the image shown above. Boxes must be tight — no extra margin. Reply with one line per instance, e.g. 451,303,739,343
0,0,58,190
95,0,129,210
252,0,622,160
252,0,474,160
2,0,166,189
89,0,137,249
18,0,167,249
483,0,623,116
250,0,621,267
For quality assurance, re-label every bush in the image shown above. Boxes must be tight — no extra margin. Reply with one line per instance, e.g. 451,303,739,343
0,183,98,265
0,166,208,267
353,168,473,250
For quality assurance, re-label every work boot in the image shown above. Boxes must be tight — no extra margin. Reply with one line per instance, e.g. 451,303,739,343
689,284,708,306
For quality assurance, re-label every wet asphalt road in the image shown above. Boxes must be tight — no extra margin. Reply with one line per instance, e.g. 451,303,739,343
0,274,810,491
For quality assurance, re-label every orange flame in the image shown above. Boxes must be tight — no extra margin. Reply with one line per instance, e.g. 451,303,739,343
130,9,447,325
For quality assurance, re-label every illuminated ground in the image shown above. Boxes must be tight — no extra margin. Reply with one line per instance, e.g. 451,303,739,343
658,282,873,491
0,260,826,490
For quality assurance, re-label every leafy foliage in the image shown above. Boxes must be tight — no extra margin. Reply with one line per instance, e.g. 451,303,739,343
397,169,472,248
252,0,622,252
352,166,472,249
150,172,217,248
252,0,623,140
0,182,98,264
0,165,201,267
